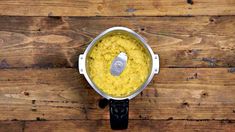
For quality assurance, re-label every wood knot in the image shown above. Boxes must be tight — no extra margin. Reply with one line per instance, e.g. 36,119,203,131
187,49,199,56
167,117,173,120
31,108,37,112
209,17,215,23
181,101,190,108
201,92,209,98
140,27,145,31
139,115,148,119
36,117,46,121
187,0,194,5
97,5,103,11
24,92,30,96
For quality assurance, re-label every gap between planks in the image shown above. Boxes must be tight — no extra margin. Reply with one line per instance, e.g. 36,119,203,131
0,16,235,68
0,68,234,120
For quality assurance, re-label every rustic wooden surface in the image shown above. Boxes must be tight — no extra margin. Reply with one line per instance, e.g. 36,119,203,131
0,16,235,68
0,0,235,16
0,68,235,120
0,120,234,132
0,0,235,132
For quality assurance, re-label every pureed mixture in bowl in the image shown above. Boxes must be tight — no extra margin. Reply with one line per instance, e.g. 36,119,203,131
87,33,151,97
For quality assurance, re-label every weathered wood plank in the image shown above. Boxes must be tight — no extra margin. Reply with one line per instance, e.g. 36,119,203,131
0,68,234,120
0,121,23,132
0,0,235,16
0,16,235,68
24,120,235,132
0,120,234,132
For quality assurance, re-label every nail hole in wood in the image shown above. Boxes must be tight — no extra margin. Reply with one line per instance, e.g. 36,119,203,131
187,0,194,5
209,18,215,23
24,92,30,96
36,117,46,121
31,108,37,112
167,117,173,120
201,92,209,98
181,101,190,108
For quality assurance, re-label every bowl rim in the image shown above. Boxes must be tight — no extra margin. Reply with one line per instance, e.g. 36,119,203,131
81,27,157,100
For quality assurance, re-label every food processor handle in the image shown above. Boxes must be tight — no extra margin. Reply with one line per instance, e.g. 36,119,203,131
109,99,129,130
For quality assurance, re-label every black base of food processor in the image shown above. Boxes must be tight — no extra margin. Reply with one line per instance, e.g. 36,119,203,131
109,99,129,130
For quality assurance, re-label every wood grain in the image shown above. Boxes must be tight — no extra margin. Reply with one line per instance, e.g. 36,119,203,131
0,16,235,68
24,120,235,132
1,1,234,131
0,0,235,16
0,121,23,132
0,68,234,120
0,120,234,132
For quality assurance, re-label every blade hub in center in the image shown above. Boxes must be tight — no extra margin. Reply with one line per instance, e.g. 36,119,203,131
110,52,128,76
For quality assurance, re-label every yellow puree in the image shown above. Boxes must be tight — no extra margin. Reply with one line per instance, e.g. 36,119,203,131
87,34,151,97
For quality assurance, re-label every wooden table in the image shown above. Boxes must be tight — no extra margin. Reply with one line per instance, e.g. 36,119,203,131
0,1,235,131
